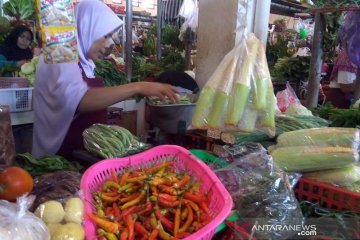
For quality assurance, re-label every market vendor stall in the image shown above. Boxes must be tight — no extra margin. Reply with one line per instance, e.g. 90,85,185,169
2,0,360,239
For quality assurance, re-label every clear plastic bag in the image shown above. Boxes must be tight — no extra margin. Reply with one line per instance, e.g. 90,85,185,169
178,0,198,41
83,123,150,159
276,82,300,112
214,143,303,240
191,32,276,135
0,105,15,167
0,194,50,240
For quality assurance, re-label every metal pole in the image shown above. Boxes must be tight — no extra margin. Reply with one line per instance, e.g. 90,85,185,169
125,0,133,82
305,13,324,108
156,0,162,61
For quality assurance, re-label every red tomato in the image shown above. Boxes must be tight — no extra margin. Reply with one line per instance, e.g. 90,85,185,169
0,167,34,201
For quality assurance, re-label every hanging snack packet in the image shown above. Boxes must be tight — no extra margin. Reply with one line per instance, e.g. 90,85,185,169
36,0,75,26
41,26,78,64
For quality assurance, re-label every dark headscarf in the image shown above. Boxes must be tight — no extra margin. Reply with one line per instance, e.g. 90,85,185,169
0,25,34,61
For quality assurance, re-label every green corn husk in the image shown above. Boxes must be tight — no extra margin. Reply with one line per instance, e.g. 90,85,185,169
192,86,216,128
271,146,358,172
304,165,360,187
207,91,229,129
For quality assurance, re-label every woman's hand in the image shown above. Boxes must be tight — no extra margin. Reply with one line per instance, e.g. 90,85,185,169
137,82,179,103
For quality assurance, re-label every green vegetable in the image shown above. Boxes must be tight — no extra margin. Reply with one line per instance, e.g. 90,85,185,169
2,0,35,21
83,124,150,159
312,103,360,128
15,153,83,176
94,60,127,87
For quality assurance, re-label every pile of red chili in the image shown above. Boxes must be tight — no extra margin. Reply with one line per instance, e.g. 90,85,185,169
89,161,213,240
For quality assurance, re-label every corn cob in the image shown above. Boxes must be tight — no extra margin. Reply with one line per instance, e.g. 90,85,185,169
276,127,359,148
304,165,360,187
226,34,259,126
271,146,358,172
252,43,270,111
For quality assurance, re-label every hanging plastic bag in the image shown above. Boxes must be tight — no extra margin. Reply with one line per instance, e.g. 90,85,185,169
191,32,276,135
276,82,300,112
178,0,198,41
0,194,50,240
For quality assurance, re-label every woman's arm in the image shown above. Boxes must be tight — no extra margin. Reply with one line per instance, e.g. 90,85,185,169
78,81,179,112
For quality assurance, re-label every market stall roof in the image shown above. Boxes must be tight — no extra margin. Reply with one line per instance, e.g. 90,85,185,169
271,0,310,17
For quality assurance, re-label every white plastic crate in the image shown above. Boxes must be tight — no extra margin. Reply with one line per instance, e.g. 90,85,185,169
0,88,33,112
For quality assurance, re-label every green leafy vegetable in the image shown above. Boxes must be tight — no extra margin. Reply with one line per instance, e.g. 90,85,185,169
15,153,83,176
94,59,127,87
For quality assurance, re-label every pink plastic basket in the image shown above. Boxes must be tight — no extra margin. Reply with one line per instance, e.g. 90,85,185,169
80,145,233,240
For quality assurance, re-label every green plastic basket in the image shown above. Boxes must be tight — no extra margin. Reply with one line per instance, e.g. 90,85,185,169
189,149,240,233
189,149,229,169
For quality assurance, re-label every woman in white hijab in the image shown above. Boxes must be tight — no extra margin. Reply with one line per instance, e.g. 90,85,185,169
32,0,178,159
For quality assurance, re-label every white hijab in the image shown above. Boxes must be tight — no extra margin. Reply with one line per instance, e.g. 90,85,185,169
32,0,123,156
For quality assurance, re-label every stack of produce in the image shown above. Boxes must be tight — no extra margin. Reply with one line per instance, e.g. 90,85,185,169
34,197,85,240
87,162,212,239
270,128,360,188
192,33,276,133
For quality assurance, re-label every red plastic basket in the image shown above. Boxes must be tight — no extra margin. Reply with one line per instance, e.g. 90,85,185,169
80,145,233,240
294,177,360,212
0,77,29,88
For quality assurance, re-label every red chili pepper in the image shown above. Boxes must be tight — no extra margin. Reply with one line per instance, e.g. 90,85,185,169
174,207,181,237
119,172,129,187
121,191,145,210
104,206,114,216
149,228,159,240
134,221,149,236
179,203,193,233
101,194,120,203
151,186,159,196
183,192,204,203
120,229,128,240
101,191,119,197
199,200,210,214
177,232,191,239
155,209,174,230
119,192,140,203
200,212,212,222
173,175,191,189
158,184,178,195
137,202,153,215
111,169,118,183
159,193,178,202
87,213,119,234
112,202,121,219
146,162,173,174
159,197,180,208
126,214,134,240
120,205,142,218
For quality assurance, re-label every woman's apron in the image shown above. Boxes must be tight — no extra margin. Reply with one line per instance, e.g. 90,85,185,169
56,68,107,160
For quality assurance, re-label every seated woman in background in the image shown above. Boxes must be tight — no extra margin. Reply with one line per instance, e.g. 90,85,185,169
0,25,34,68
325,48,358,108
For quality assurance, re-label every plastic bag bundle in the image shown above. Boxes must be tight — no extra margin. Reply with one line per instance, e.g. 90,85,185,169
340,11,360,66
213,143,303,240
192,33,276,135
0,194,50,240
178,0,198,41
